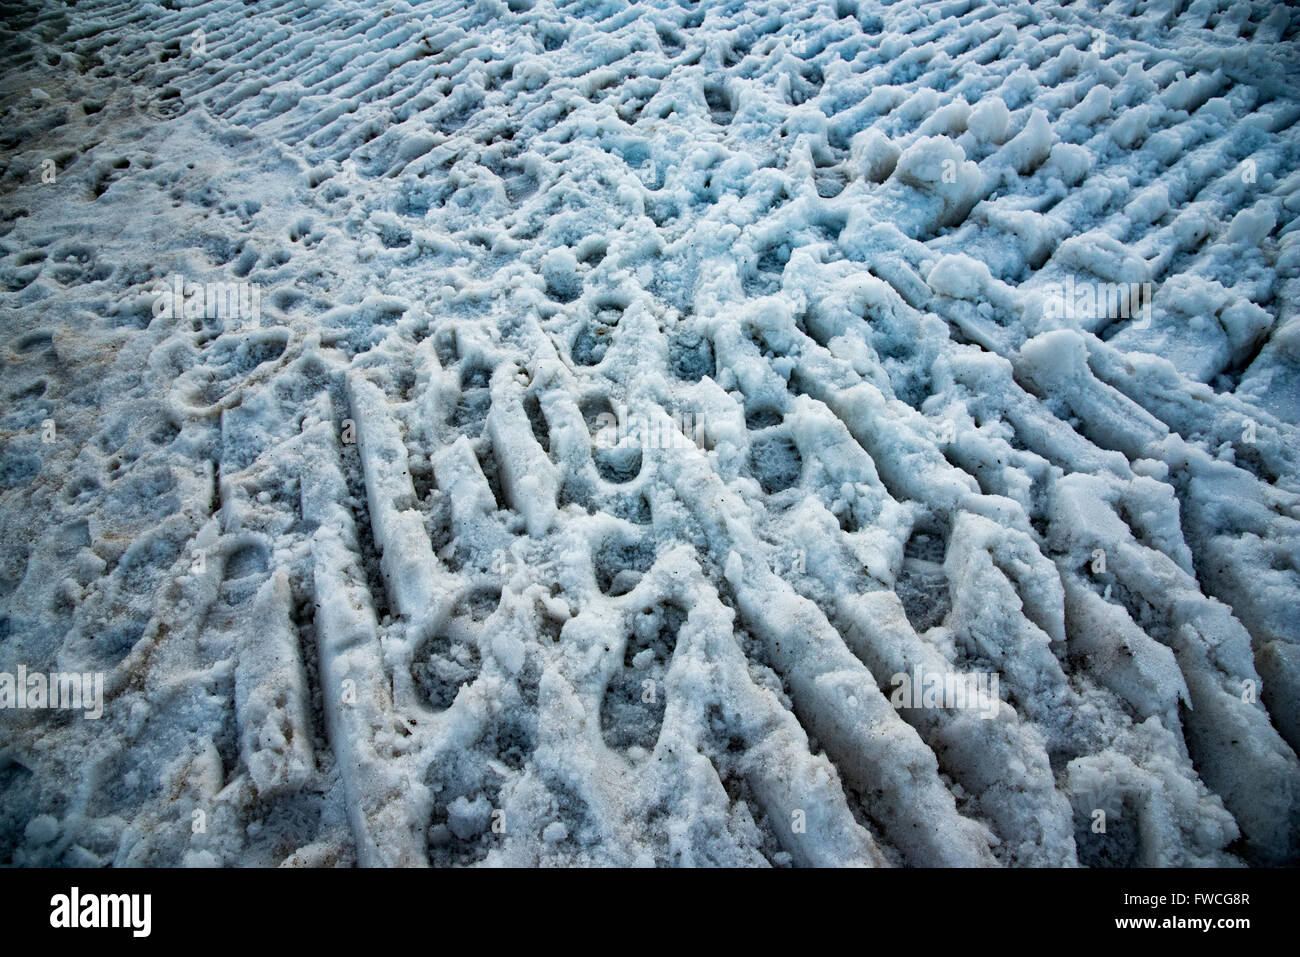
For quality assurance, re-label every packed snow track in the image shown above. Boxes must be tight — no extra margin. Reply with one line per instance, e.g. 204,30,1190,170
1,0,1299,867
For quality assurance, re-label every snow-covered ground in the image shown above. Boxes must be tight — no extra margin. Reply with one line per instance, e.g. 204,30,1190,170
0,0,1298,867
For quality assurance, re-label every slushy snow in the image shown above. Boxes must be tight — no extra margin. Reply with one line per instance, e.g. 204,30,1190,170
0,0,1298,867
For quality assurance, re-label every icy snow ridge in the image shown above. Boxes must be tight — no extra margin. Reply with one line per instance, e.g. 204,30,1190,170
1,0,1299,866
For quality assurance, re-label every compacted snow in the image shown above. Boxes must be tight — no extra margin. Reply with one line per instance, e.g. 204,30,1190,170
0,0,1298,867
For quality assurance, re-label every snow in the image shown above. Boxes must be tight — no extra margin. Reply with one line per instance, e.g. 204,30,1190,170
0,0,1298,868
